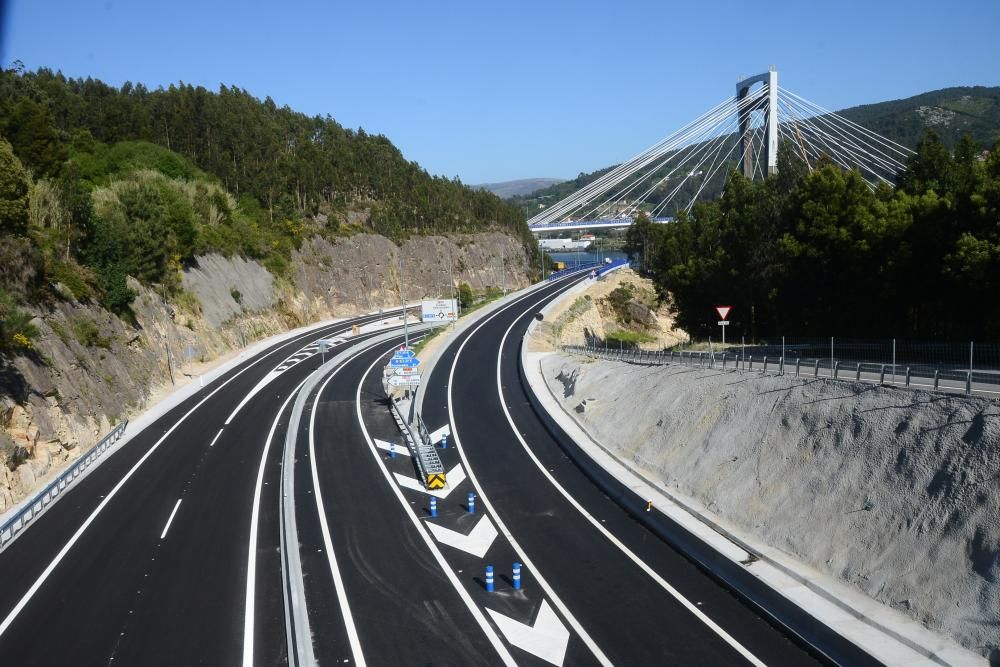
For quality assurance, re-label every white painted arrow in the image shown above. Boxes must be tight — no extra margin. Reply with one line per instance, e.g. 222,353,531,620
426,515,497,557
393,463,466,499
375,438,411,457
487,600,569,666
428,424,451,444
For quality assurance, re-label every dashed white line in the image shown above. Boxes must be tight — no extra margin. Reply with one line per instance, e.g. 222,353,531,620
208,428,224,448
159,499,182,540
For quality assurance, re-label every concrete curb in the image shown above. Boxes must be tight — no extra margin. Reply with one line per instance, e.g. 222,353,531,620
520,303,982,665
279,322,438,664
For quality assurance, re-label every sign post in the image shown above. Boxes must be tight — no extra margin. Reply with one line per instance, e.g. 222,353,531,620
716,306,731,346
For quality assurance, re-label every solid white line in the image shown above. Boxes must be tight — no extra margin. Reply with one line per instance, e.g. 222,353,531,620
309,347,400,667
209,428,224,448
159,499,182,540
351,346,519,666
447,286,614,667
242,374,311,667
495,304,768,666
0,321,309,640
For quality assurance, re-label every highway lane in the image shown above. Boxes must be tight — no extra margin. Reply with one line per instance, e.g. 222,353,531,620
419,277,825,665
0,311,403,666
303,335,522,665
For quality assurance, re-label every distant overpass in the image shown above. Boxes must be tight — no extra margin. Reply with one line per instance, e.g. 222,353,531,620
529,217,673,234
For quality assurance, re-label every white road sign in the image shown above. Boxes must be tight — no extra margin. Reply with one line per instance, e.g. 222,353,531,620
388,375,421,387
421,299,458,322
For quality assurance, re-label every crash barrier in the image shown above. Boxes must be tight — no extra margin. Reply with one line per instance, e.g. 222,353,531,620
390,402,446,489
564,344,1000,399
0,419,128,552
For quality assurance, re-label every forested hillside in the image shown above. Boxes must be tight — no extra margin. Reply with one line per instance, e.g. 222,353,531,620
0,64,532,352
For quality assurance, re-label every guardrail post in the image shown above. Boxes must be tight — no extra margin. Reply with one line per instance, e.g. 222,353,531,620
933,370,939,391
879,365,886,385
905,367,911,387
966,371,972,396
513,562,522,590
834,361,840,379
795,358,801,376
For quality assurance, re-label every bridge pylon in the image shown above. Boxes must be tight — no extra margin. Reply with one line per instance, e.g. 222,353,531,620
736,66,778,178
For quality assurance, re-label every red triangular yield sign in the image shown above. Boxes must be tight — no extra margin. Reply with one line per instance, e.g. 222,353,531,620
716,306,731,320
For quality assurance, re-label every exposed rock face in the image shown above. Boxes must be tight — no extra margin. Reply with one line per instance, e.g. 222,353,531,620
292,233,530,321
0,232,531,513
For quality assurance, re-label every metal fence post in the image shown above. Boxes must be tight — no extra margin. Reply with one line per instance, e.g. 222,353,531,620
934,370,940,391
814,359,820,378
892,338,896,386
795,358,801,376
779,356,784,376
856,363,862,382
763,356,768,374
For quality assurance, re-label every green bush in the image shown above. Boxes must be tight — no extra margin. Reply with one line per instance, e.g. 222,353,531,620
70,315,112,349
605,329,656,349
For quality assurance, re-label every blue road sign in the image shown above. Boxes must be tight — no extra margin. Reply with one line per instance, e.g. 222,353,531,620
389,357,421,368
393,350,416,359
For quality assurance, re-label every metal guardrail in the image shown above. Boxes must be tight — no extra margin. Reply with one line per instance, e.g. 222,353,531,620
546,261,602,281
564,344,1000,398
389,399,445,488
0,419,128,551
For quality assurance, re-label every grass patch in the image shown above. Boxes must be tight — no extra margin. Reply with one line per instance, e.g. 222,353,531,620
605,329,656,349
71,316,112,349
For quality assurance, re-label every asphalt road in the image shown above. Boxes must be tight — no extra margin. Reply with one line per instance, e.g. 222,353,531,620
0,311,404,666
417,275,826,666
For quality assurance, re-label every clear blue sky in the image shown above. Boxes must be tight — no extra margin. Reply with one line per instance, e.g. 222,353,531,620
3,0,999,184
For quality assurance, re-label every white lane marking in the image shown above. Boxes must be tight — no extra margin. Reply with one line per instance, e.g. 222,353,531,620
375,438,411,457
487,600,570,667
393,464,466,498
428,424,451,444
496,295,768,665
426,515,498,558
226,315,385,425
351,349,518,667
0,316,326,640
159,499,182,540
245,335,402,667
209,428,224,448
448,287,611,667
311,358,372,666
243,374,311,667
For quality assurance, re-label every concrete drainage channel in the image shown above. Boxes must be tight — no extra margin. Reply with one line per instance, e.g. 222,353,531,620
278,323,437,665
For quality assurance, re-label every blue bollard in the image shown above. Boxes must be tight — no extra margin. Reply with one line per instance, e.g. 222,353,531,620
390,442,396,459
485,565,494,593
467,492,475,514
441,433,447,449
429,497,437,517
512,562,521,590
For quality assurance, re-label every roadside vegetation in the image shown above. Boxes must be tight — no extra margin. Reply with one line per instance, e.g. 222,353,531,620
0,64,538,353
625,135,1000,339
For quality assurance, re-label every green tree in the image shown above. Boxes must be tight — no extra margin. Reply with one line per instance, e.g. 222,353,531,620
0,138,30,235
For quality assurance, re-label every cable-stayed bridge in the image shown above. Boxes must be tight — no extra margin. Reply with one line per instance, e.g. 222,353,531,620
528,67,914,234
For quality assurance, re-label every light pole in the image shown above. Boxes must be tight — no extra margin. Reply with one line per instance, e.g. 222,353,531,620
399,250,409,348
